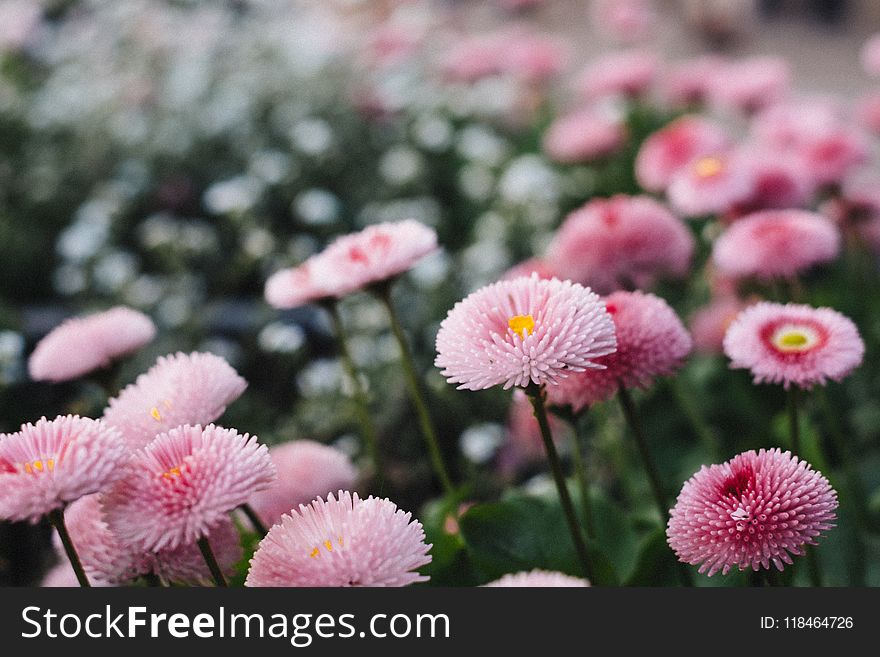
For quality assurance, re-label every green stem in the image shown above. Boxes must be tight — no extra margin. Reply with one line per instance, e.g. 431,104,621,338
786,388,802,456
377,286,454,496
48,508,90,587
565,416,596,539
526,384,594,582
806,547,822,587
617,385,669,522
669,378,721,459
240,502,269,537
197,536,227,587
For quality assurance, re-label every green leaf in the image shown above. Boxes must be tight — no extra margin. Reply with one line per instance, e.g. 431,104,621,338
624,528,681,587
418,495,479,587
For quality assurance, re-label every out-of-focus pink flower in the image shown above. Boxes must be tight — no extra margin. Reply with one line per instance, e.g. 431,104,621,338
501,33,570,83
103,351,247,450
667,150,754,218
547,291,691,412
689,296,753,355
42,562,110,588
547,195,694,293
435,274,617,391
265,261,337,310
708,56,790,115
0,416,128,522
501,258,557,282
590,0,655,45
668,448,837,575
723,302,863,389
498,389,569,473
855,91,880,135
662,55,729,107
577,50,658,100
363,19,426,69
102,424,275,552
731,145,815,214
713,210,840,280
248,440,358,529
28,306,156,383
245,491,431,587
635,115,730,193
484,569,590,586
861,33,880,78
440,35,505,83
542,108,625,163
824,169,880,252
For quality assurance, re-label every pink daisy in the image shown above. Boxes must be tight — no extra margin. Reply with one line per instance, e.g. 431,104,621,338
546,195,694,294
28,306,156,383
264,260,336,310
662,55,729,108
483,569,590,587
689,296,752,355
245,491,431,587
861,33,880,78
577,50,658,100
248,440,358,528
707,56,790,115
103,351,247,450
635,115,730,193
667,448,837,575
712,210,840,281
500,32,569,83
434,274,617,391
502,258,557,282
102,424,275,552
732,145,814,214
547,291,692,412
667,149,754,218
542,108,625,163
0,415,128,522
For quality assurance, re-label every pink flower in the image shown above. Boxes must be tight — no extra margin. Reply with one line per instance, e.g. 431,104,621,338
0,416,128,522
547,291,691,412
667,150,754,218
245,491,431,587
662,55,729,108
42,562,110,588
731,146,814,214
855,91,880,135
577,50,658,100
434,274,617,391
248,440,358,528
28,306,156,383
713,210,840,280
546,195,694,294
861,33,880,78
635,115,730,193
102,424,275,552
723,302,863,389
590,0,655,44
708,56,790,115
483,569,590,587
501,33,569,83
542,108,625,163
501,258,557,282
689,296,752,355
440,33,506,83
103,351,247,450
667,448,837,575
265,261,336,310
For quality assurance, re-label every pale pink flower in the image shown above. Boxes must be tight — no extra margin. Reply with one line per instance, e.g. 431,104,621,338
861,33,880,78
723,302,863,389
668,448,837,575
248,440,358,528
590,0,655,44
434,274,617,391
28,306,156,383
662,55,729,107
732,146,814,214
546,195,694,294
547,291,691,412
635,115,730,193
103,351,247,450
441,34,506,83
689,296,752,355
502,258,557,282
102,424,275,552
712,210,840,280
483,569,590,587
542,108,625,163
577,50,658,100
245,491,431,587
0,416,128,522
265,261,336,310
708,56,790,115
42,562,110,588
667,149,754,218
501,33,569,83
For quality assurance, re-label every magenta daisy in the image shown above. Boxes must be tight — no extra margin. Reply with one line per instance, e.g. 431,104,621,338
712,210,840,281
248,440,358,528
103,351,247,450
245,491,431,587
723,302,863,389
483,569,590,587
547,291,692,412
0,415,128,522
546,195,694,294
434,274,617,391
102,424,275,552
28,306,156,383
667,448,837,575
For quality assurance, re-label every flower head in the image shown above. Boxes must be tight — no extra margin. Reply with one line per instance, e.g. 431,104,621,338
0,416,128,522
707,56,790,115
28,306,156,383
483,569,590,587
667,448,837,575
542,108,624,163
264,261,336,310
103,352,247,450
102,424,275,552
577,50,657,100
723,302,863,389
662,55,728,108
667,149,754,218
689,296,752,355
245,491,431,587
435,274,617,391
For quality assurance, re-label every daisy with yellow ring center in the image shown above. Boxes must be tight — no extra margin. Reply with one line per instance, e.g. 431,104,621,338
769,324,821,353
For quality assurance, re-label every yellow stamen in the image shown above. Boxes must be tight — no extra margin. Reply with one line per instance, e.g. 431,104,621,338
47,459,55,471
162,466,182,480
694,156,724,178
508,314,535,338
779,332,808,347
150,407,162,422
324,540,333,552
338,537,344,547
309,547,320,558
24,462,33,474
33,460,44,472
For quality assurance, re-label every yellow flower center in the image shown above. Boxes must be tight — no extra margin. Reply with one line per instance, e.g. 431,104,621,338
309,537,344,558
508,314,535,338
693,155,724,178
161,466,182,481
772,328,816,353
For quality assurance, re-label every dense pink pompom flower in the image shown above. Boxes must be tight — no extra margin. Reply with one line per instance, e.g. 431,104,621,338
28,306,156,383
667,150,754,218
483,569,590,587
542,108,624,163
102,424,275,552
635,115,730,193
712,210,840,280
708,56,790,115
861,33,880,78
689,297,752,355
248,440,358,528
667,448,837,575
723,302,863,389
0,416,128,522
546,195,694,294
245,491,431,587
547,291,692,412
103,351,247,450
434,274,617,391
577,50,657,100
